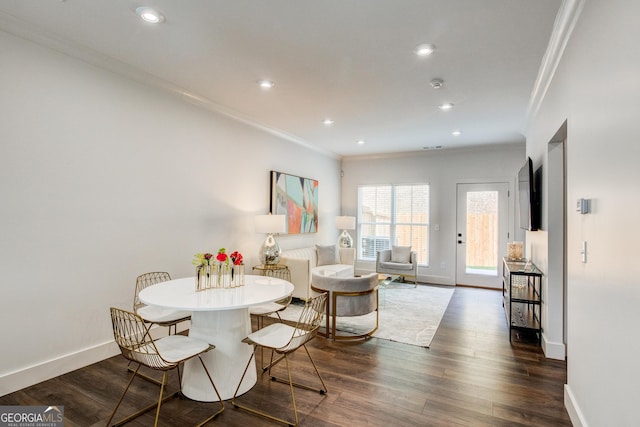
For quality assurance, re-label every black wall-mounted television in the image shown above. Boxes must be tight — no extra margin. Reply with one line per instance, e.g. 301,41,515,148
517,157,541,231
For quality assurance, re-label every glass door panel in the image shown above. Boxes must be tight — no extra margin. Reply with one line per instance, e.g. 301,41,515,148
456,182,509,288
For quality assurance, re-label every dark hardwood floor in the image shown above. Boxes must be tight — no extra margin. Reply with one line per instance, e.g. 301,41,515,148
0,286,571,426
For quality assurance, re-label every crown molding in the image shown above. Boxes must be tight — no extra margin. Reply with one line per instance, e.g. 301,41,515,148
0,11,339,160
526,0,586,123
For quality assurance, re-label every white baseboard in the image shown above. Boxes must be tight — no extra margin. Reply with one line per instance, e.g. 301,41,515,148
542,333,566,360
0,322,189,397
355,266,455,286
0,340,120,396
418,274,454,286
565,384,588,427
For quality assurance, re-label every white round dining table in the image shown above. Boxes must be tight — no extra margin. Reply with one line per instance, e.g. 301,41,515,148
138,275,294,402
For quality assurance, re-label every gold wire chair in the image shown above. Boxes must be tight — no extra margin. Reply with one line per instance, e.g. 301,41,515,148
134,272,191,335
131,272,192,384
232,293,328,426
249,266,293,331
248,267,294,371
249,294,293,372
106,307,224,427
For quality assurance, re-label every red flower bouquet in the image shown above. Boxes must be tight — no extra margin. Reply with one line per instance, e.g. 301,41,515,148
230,251,244,265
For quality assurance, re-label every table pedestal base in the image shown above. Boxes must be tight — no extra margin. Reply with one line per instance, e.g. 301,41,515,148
182,308,256,401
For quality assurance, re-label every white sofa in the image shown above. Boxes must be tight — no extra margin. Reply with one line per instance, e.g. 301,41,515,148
280,245,356,300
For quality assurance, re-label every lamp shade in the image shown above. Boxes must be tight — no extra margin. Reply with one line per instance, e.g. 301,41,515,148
335,216,356,230
254,214,286,234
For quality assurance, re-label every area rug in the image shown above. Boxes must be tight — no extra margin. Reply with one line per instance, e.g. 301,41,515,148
272,284,454,348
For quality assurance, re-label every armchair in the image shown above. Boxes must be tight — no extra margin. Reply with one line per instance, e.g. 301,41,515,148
376,246,418,287
311,272,379,341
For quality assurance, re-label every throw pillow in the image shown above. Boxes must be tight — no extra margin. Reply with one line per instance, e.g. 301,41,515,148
316,244,337,266
391,245,411,263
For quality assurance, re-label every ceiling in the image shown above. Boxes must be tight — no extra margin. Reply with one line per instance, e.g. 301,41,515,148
0,0,562,157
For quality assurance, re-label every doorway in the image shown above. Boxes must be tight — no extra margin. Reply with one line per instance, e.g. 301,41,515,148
456,182,509,288
546,121,567,359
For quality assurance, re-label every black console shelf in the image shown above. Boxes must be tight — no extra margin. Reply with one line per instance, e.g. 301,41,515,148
502,258,542,344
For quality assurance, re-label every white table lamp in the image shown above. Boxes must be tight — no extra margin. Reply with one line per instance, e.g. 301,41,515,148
255,214,286,265
335,215,356,248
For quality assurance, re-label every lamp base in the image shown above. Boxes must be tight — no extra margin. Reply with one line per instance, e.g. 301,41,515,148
259,234,282,265
337,230,353,249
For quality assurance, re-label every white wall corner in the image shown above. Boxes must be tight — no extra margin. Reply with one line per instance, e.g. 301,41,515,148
0,340,120,397
542,333,566,360
565,384,588,427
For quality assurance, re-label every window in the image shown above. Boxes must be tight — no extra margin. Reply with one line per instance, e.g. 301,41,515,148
357,184,429,265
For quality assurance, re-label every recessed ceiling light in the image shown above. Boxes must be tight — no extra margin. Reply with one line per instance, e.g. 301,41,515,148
135,7,165,24
452,130,462,136
357,140,365,145
323,118,334,126
257,80,275,89
415,43,436,57
438,103,454,111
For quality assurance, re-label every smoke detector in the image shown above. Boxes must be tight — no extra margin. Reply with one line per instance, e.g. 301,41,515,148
430,78,444,89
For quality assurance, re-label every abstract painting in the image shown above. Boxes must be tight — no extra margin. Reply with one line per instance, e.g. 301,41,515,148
270,171,318,234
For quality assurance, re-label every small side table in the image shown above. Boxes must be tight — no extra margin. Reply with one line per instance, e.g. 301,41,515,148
251,264,291,282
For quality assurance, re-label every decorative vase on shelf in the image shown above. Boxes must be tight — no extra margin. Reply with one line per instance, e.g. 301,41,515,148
507,241,524,261
231,264,245,287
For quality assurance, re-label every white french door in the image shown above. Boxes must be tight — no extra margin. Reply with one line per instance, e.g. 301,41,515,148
456,182,509,288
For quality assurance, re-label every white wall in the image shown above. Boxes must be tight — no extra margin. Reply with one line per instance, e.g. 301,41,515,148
526,0,640,425
340,145,525,285
0,30,341,395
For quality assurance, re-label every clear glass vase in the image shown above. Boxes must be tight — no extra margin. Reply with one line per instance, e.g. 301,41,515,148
230,264,245,287
196,264,214,291
215,263,231,288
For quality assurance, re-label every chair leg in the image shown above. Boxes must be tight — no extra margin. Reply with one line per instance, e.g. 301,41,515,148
262,347,286,373
232,350,256,403
107,367,179,427
257,315,265,370
233,351,299,426
321,291,331,339
332,293,338,341
127,362,164,386
106,364,140,427
233,346,327,426
153,372,169,427
269,346,328,394
303,345,328,394
194,356,225,426
284,354,299,426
